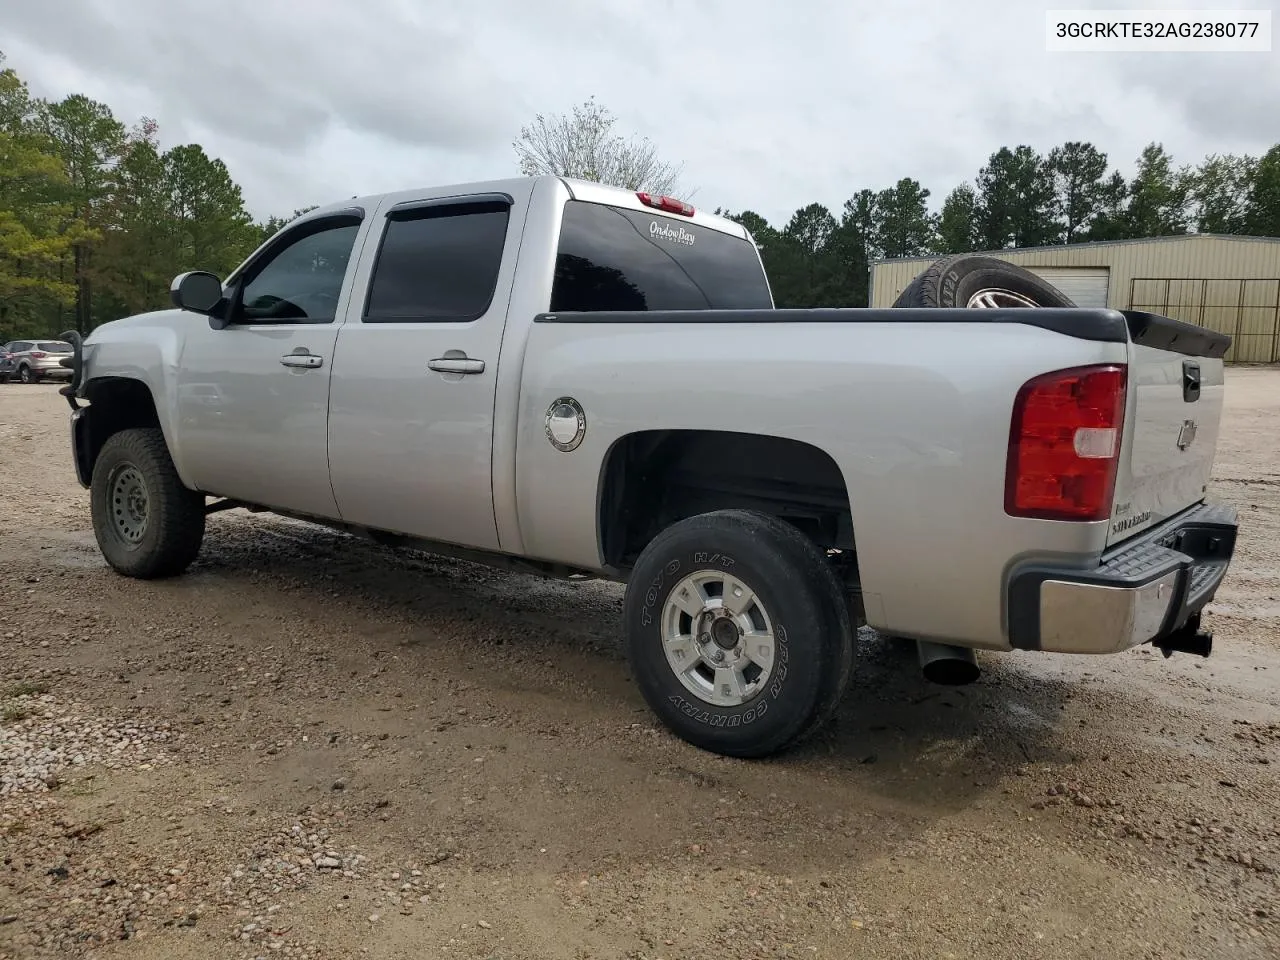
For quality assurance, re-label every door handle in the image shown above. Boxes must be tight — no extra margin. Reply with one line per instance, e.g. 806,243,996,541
280,353,323,369
1182,359,1201,402
427,357,485,375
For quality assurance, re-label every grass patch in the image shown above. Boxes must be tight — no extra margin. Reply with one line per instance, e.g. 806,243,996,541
3,680,50,698
2,703,32,723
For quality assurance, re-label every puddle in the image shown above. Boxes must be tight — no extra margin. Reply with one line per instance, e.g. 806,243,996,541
14,528,103,569
49,550,104,570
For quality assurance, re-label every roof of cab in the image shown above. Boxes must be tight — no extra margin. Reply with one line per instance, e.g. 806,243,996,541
299,175,750,242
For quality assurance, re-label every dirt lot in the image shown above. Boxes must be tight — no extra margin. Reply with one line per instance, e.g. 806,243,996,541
1,371,1278,960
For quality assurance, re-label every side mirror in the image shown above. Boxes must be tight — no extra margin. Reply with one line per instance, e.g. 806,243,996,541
170,271,225,315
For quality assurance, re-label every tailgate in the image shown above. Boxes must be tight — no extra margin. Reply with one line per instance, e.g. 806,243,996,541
1107,312,1231,547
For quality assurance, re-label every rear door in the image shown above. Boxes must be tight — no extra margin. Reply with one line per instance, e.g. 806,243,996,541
10,342,35,380
326,184,530,550
1106,316,1230,546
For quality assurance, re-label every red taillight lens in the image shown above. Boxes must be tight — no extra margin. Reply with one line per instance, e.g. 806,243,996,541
1005,364,1127,522
29,351,47,359
637,192,695,217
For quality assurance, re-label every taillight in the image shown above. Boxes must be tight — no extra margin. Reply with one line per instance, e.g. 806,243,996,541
29,351,47,359
1005,364,1127,522
637,192,695,217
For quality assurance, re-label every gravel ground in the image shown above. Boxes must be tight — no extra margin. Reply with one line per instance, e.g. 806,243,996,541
1,370,1278,960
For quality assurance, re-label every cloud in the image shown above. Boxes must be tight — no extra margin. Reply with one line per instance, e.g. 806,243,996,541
1113,52,1280,155
5,0,529,150
4,0,1276,225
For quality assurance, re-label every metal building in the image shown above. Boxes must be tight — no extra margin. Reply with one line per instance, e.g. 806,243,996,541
869,234,1280,362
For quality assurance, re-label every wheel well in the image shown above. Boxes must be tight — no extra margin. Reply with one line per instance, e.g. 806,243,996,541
598,430,856,570
80,378,162,479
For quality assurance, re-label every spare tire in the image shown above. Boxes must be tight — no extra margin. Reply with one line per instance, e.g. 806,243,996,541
891,254,1075,309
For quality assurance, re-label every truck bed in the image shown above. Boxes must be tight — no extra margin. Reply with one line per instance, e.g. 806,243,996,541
538,304,1229,354
518,304,1230,649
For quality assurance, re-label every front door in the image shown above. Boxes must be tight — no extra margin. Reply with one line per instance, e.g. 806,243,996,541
174,214,366,518
326,187,528,550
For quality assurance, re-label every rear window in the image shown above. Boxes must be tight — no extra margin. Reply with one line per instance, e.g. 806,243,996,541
550,200,772,312
37,342,72,352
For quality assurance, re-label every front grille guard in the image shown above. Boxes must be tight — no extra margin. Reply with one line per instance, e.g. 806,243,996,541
56,329,84,411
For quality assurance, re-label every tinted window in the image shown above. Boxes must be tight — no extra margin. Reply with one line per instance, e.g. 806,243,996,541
37,342,72,352
237,221,360,323
364,201,510,323
551,201,773,312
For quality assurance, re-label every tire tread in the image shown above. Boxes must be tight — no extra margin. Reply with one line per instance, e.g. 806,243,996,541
624,508,854,758
91,427,205,579
891,253,1075,309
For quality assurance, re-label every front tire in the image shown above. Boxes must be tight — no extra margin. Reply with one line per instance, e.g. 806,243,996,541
90,428,205,579
623,510,854,758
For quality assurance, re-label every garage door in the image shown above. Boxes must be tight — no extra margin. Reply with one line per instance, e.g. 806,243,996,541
1027,267,1110,308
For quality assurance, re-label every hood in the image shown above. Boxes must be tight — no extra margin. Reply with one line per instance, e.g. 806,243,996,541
86,308,191,343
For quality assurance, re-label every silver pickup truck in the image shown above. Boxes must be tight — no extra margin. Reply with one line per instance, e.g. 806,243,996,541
57,174,1239,758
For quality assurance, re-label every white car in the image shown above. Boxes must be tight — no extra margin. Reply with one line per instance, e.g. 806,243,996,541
1,339,74,383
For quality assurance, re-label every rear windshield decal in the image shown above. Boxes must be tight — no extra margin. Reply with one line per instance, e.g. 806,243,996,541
649,221,695,246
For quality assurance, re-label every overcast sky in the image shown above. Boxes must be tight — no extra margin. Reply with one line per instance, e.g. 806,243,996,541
3,0,1277,226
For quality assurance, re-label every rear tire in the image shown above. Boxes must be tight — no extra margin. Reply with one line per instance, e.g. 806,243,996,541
90,428,205,579
622,509,853,758
18,365,37,384
891,254,1075,309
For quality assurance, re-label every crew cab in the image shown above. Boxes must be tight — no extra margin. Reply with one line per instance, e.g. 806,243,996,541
57,174,1238,758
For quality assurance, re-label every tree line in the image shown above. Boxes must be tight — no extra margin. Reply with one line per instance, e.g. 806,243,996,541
717,141,1280,309
4,60,1279,342
0,52,301,342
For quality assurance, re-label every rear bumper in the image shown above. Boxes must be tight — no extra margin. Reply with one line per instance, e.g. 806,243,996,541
1007,501,1238,654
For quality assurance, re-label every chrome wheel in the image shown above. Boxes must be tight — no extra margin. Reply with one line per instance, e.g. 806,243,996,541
662,569,775,707
966,288,1040,309
108,463,149,545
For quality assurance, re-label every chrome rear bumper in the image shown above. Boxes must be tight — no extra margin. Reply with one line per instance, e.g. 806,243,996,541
1007,502,1238,655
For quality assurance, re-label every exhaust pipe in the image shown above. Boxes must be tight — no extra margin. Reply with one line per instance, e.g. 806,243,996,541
917,640,980,685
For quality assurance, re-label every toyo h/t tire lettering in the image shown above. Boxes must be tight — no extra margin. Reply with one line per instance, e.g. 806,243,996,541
622,509,854,758
891,254,1076,309
90,427,206,579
